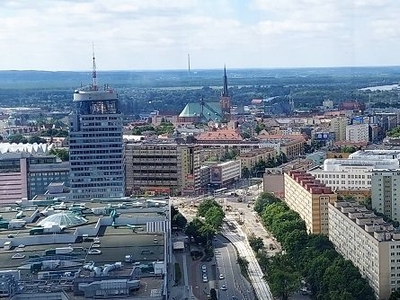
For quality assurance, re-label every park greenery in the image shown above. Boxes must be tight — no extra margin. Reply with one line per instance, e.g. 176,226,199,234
253,192,375,300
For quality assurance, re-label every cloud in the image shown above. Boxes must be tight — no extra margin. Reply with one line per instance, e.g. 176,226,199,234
0,0,399,70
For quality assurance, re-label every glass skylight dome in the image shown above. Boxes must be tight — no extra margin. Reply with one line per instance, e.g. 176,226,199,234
37,212,87,228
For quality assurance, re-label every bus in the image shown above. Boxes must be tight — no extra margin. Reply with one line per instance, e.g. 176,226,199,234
213,188,228,197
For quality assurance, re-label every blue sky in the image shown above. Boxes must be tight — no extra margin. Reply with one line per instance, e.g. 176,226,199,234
0,0,399,71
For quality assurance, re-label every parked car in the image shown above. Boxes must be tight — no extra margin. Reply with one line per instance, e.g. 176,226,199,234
88,249,102,255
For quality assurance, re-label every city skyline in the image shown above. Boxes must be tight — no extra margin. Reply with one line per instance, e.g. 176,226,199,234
1,0,400,71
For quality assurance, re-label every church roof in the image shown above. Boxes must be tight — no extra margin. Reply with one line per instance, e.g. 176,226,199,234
179,102,222,122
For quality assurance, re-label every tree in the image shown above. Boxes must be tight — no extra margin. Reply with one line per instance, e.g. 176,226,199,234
49,148,69,161
197,198,222,217
248,234,264,252
254,192,280,214
28,135,47,144
210,288,218,300
242,166,251,179
171,205,187,229
266,254,301,300
8,134,28,144
204,206,224,230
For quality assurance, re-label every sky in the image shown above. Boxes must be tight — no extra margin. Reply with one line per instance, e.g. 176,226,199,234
0,0,399,71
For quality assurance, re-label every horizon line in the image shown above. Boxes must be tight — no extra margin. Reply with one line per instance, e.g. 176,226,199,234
1,64,400,73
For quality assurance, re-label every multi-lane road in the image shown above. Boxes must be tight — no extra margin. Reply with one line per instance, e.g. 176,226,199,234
214,235,254,300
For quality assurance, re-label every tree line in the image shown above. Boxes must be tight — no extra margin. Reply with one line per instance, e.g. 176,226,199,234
253,192,375,300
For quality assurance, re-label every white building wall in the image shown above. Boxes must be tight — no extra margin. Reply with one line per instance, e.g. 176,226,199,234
371,170,400,221
328,202,400,300
346,123,370,143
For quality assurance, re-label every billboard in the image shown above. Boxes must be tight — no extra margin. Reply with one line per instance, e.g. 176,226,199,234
210,166,222,183
314,132,335,141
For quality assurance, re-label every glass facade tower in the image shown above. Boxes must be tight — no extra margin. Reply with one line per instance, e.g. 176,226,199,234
69,86,125,200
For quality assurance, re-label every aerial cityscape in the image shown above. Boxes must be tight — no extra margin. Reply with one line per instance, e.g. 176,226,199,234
1,1,400,300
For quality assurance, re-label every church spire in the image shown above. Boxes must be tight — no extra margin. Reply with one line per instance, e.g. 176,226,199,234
222,64,229,97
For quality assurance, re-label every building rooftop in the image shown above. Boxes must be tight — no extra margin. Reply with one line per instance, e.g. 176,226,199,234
349,150,400,160
196,128,243,142
331,201,400,242
239,147,275,158
0,143,53,156
179,102,222,122
287,170,334,194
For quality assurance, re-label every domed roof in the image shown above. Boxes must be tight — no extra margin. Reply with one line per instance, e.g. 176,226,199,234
38,212,87,228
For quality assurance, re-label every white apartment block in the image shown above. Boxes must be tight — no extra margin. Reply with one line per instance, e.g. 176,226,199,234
372,170,400,221
328,201,400,300
346,123,370,143
309,158,399,191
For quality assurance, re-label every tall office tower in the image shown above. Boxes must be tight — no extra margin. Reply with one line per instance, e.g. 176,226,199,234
220,65,231,121
69,54,124,200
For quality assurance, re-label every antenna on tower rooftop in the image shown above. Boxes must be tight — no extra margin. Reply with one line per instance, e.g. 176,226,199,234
92,42,98,91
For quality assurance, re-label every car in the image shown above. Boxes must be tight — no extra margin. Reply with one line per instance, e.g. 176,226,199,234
219,274,224,280
88,249,102,255
220,285,227,290
12,253,25,259
202,276,208,283
202,274,208,280
201,265,207,272
232,297,238,300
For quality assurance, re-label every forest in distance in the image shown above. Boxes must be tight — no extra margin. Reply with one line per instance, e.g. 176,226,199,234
1,66,400,116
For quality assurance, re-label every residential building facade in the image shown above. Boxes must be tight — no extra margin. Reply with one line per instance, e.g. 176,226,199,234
328,201,400,300
284,170,337,234
346,123,370,143
125,142,201,196
371,170,400,221
330,116,349,141
239,147,276,170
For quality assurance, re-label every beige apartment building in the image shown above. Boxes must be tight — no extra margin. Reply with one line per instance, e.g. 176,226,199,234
239,147,276,170
328,201,400,300
284,171,337,234
125,142,201,196
330,116,349,141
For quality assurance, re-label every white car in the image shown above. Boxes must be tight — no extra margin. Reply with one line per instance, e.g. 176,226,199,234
202,276,208,283
88,249,102,255
220,285,227,291
12,253,25,259
219,274,225,280
201,265,207,272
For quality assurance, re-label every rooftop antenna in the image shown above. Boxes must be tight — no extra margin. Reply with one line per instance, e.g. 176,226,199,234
92,42,98,91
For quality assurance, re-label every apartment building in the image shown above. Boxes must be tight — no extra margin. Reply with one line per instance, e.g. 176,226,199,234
328,201,400,300
371,170,400,221
125,142,201,196
239,147,276,170
330,116,349,141
346,123,370,143
284,170,337,234
258,134,305,159
210,160,241,189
